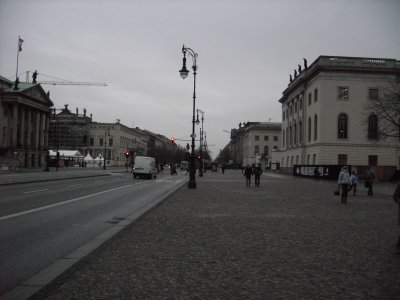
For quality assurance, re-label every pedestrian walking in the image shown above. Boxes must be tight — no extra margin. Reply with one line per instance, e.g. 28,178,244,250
348,169,358,196
365,167,375,196
244,164,253,187
338,166,351,204
221,164,225,174
160,164,164,175
254,164,262,187
393,181,400,255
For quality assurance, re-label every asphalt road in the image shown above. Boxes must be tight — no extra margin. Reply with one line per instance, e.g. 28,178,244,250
0,172,186,296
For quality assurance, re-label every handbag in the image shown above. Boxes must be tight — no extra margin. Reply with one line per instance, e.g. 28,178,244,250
334,185,340,195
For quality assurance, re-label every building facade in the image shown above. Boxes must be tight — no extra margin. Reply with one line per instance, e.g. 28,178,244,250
273,56,400,179
86,122,147,167
230,122,281,168
0,76,53,169
48,104,92,154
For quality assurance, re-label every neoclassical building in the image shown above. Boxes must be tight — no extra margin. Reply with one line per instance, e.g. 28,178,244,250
272,56,400,179
87,121,148,167
230,122,281,168
48,104,92,153
0,76,53,169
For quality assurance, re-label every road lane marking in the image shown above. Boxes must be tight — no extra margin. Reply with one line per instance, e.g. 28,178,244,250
1,179,161,221
67,184,82,187
23,189,49,194
1,184,133,221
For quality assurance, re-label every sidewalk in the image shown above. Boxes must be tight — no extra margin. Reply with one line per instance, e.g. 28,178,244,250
15,170,398,299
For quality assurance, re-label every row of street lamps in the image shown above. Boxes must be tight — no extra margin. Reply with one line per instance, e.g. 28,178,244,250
179,44,204,189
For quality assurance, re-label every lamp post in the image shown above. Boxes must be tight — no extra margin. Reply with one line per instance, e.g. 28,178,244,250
196,109,205,177
179,44,198,189
103,128,110,170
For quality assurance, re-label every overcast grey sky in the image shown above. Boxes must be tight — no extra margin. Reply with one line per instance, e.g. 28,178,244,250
1,0,399,158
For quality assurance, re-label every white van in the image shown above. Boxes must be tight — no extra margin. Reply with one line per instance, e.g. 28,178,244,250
133,156,157,179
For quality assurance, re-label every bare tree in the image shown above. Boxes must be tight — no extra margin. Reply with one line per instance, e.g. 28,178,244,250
364,80,400,139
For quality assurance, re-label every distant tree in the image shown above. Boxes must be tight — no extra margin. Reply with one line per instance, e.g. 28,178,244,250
215,144,230,164
364,81,400,139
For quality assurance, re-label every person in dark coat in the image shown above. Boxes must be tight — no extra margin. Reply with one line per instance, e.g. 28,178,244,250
393,181,400,255
254,164,263,187
244,165,253,187
366,167,375,196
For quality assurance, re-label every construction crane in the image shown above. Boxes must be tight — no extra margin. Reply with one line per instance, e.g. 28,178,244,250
23,71,107,86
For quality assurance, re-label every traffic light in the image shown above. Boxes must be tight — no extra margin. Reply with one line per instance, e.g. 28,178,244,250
170,137,176,144
124,151,129,158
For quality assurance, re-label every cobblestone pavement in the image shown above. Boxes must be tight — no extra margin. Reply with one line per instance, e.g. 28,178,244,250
27,170,400,299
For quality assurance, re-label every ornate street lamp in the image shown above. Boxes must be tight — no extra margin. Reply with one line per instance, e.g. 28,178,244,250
179,44,198,189
196,109,205,177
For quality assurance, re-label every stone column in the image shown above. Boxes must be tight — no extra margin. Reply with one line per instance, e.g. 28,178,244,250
12,103,18,147
40,112,45,150
19,106,25,147
44,112,49,149
26,109,31,148
35,111,40,149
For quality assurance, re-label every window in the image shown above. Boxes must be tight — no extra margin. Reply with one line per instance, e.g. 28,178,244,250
90,138,94,146
314,88,318,102
314,114,318,141
99,138,104,146
368,114,378,140
299,121,303,143
264,146,269,155
274,136,278,141
313,154,316,164
368,155,378,166
294,102,297,113
264,135,269,141
338,113,348,139
283,130,285,148
308,93,312,105
338,87,349,100
308,117,311,142
254,145,259,155
338,154,347,165
294,122,297,144
255,135,259,141
300,98,303,110
307,154,310,165
283,111,285,121
368,88,378,100
108,138,113,146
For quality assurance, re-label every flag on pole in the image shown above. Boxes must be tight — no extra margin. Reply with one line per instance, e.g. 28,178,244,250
18,37,24,52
